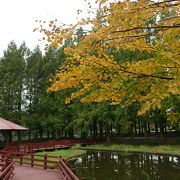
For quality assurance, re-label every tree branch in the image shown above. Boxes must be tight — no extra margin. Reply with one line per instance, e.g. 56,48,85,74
111,24,180,34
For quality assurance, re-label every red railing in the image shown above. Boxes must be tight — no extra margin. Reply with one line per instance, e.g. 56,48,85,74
1,138,105,180
2,141,69,153
1,151,58,169
2,138,105,154
0,156,15,180
53,138,105,146
1,151,86,180
58,156,85,180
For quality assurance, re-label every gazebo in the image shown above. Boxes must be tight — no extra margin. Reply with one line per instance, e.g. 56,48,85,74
0,117,28,145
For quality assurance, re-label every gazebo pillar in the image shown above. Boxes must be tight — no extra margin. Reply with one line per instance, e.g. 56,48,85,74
6,131,12,145
18,131,21,144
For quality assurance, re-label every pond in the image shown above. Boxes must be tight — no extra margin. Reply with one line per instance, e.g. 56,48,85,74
69,151,180,180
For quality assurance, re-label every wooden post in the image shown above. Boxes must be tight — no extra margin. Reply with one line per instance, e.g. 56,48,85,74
18,145,20,152
9,131,12,143
63,159,66,165
31,154,34,167
6,131,11,145
6,157,9,167
18,131,21,145
45,142,47,150
24,145,26,153
28,144,30,153
2,157,9,171
44,154,47,169
1,151,4,159
32,144,34,152
66,160,69,167
28,130,31,141
72,168,76,175
20,154,22,165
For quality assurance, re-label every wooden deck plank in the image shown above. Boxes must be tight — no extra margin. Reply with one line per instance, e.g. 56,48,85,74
12,164,63,180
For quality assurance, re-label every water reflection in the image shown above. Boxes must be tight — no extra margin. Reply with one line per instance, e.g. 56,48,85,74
69,151,180,180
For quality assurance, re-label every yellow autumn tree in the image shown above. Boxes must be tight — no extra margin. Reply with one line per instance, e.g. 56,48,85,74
37,0,180,121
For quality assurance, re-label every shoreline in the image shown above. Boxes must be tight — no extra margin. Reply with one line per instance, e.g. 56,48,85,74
79,144,180,157
67,152,87,160
35,149,86,160
79,148,180,157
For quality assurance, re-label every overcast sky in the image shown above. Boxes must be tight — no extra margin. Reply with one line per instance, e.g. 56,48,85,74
0,0,91,57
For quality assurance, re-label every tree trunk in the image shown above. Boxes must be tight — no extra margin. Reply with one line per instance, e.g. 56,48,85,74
28,130,31,141
137,118,141,134
47,130,50,139
93,120,97,139
52,128,55,139
159,119,164,138
106,123,111,143
40,128,43,139
141,120,144,134
64,131,68,138
81,132,86,138
90,125,93,137
155,122,158,134
117,125,121,136
130,123,134,139
143,121,148,138
147,122,151,134
134,120,137,135
110,124,113,136
68,129,74,139
99,122,103,137
164,121,167,134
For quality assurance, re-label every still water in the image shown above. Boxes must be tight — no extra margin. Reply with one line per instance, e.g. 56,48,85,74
69,151,180,180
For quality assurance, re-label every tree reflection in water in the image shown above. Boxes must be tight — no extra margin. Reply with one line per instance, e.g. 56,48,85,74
70,151,180,180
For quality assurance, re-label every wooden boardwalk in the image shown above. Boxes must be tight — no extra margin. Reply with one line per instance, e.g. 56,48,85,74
1,138,105,179
13,164,62,180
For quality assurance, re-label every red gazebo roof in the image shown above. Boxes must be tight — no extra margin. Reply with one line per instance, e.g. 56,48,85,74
0,117,28,131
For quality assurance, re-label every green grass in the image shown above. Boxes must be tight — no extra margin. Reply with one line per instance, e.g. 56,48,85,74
80,144,180,155
35,149,86,160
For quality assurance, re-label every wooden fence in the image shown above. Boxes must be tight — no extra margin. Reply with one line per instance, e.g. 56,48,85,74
58,156,85,180
0,156,15,180
1,151,58,169
2,138,105,154
2,142,69,153
53,138,105,146
1,151,86,180
0,138,105,180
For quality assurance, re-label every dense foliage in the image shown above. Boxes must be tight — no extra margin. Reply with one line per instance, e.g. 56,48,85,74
39,0,180,123
0,0,180,141
0,40,179,140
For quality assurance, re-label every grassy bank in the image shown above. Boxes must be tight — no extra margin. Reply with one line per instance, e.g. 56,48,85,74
35,149,86,160
80,144,180,156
